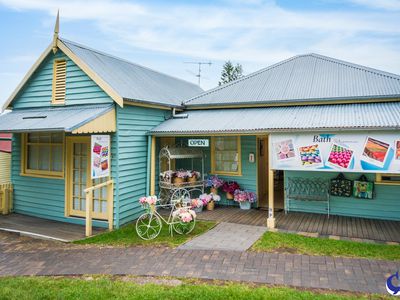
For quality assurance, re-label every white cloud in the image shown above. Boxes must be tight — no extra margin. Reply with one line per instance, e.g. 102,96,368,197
0,0,399,95
348,0,400,11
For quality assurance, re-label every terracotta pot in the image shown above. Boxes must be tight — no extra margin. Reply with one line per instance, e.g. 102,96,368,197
173,177,185,186
210,187,218,195
206,201,215,211
187,176,197,183
226,192,234,200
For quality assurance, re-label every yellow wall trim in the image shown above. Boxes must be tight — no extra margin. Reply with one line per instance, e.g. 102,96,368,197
375,173,400,185
72,109,116,134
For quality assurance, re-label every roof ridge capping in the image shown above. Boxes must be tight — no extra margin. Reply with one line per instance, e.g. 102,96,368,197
184,54,302,105
184,53,400,106
60,38,201,90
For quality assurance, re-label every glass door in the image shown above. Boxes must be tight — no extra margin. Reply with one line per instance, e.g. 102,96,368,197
66,137,108,220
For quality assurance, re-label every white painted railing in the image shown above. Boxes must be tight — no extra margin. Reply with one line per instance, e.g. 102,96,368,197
84,180,114,237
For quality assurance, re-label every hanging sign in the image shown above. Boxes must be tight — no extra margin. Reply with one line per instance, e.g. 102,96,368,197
91,135,110,179
188,139,209,147
270,132,400,174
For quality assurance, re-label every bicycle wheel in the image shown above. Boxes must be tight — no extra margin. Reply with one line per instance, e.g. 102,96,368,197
172,214,196,235
136,213,162,240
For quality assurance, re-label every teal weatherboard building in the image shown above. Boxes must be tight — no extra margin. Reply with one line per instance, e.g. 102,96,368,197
0,17,400,236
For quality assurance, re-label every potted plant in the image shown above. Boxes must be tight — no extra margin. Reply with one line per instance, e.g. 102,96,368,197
139,195,158,212
233,190,257,210
187,170,201,184
206,193,221,211
222,181,240,200
173,170,187,186
160,170,174,182
199,193,212,208
191,198,203,213
205,175,224,194
172,208,197,223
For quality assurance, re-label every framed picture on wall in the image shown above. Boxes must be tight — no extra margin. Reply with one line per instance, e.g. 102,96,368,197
361,137,390,168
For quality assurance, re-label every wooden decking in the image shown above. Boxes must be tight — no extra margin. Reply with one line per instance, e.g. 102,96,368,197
0,214,105,242
197,206,400,243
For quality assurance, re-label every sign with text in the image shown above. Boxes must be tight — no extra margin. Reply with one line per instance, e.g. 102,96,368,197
270,132,400,173
91,135,110,179
188,139,209,147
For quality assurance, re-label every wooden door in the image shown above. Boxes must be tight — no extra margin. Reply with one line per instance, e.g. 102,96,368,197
257,137,269,208
66,137,108,220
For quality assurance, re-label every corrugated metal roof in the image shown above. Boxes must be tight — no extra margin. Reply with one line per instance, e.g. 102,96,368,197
150,102,400,135
0,104,113,133
61,39,203,107
185,54,400,107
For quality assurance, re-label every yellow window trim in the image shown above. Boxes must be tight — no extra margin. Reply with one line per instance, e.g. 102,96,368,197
52,59,67,105
21,133,65,179
211,136,242,176
375,173,400,185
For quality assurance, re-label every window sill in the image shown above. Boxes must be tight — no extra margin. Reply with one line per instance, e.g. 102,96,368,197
20,172,64,180
375,181,400,186
210,171,242,177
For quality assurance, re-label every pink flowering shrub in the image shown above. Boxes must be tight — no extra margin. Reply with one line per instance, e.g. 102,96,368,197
199,193,212,205
173,208,197,223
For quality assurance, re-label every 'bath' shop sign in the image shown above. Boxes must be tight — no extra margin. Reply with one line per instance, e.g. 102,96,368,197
91,135,110,179
270,132,400,173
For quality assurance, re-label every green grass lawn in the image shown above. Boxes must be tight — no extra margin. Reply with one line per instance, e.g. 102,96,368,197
252,232,400,261
0,276,387,300
74,220,216,247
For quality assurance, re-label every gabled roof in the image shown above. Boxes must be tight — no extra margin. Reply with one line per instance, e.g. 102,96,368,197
150,102,400,135
185,53,400,108
3,38,202,111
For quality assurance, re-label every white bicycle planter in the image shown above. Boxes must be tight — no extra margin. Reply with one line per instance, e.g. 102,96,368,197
136,198,196,240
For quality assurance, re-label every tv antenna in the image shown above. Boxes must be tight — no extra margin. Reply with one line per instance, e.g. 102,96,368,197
184,61,212,86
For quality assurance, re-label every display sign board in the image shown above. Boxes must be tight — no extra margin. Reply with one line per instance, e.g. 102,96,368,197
188,139,209,147
91,135,110,179
270,132,400,173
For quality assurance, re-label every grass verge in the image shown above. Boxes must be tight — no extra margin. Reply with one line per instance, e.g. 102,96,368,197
0,276,388,300
74,220,216,247
252,232,400,261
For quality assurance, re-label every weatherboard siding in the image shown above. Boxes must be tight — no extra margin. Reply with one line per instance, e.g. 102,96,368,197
116,105,169,226
175,136,258,207
11,134,109,228
285,171,400,221
12,50,112,109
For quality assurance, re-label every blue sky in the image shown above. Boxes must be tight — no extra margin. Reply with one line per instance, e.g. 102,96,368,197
0,0,399,108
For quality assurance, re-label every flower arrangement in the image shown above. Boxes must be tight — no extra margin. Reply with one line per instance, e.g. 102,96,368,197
187,170,201,179
206,175,224,189
191,198,203,209
199,193,212,205
173,208,196,223
160,170,174,182
175,170,188,179
139,195,158,212
222,181,240,194
210,193,221,202
233,190,257,203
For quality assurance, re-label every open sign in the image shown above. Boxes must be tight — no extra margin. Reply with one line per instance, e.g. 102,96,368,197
188,139,209,147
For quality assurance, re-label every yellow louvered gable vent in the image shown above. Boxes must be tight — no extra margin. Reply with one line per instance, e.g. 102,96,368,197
52,59,67,104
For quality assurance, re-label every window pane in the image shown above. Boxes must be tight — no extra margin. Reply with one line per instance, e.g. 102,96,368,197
51,133,63,143
38,145,50,170
51,145,63,172
213,137,239,173
28,133,40,143
93,199,100,213
39,133,51,143
101,200,107,213
27,145,39,170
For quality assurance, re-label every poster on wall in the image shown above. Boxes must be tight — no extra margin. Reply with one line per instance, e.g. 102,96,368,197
270,132,400,174
91,135,110,179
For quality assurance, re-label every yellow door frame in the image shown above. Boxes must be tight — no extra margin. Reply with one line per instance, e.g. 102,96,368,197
65,136,108,220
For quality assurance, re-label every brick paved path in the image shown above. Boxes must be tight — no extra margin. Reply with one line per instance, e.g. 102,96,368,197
0,232,398,294
179,222,267,251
